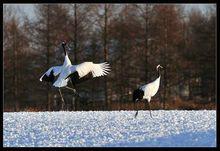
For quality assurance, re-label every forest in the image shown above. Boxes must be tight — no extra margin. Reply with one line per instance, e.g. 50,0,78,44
3,4,216,111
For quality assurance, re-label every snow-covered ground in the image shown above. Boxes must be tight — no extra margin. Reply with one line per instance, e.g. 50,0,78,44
3,110,216,147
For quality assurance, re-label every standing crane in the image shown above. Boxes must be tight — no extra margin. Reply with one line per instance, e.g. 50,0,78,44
133,64,163,118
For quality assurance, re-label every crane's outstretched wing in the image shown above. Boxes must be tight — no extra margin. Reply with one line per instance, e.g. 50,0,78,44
88,62,111,78
65,62,111,84
39,66,62,83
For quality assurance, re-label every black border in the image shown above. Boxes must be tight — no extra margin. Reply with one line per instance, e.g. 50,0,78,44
1,0,219,150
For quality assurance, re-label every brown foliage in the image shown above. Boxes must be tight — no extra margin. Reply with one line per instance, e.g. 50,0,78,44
3,4,216,112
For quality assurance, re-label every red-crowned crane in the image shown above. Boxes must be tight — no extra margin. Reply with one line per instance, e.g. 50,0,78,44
133,65,163,118
39,41,77,109
40,41,111,109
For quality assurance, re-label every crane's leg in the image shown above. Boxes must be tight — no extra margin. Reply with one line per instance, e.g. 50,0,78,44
135,110,139,118
146,100,153,118
65,86,76,93
65,86,80,97
134,101,139,118
58,88,65,110
69,79,80,97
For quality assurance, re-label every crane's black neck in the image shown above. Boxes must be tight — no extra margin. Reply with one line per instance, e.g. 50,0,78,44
62,44,67,56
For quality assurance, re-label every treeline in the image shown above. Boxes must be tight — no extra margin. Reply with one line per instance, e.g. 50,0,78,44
3,4,216,111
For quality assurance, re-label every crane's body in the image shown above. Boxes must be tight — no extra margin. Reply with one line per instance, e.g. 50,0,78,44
133,65,163,118
140,76,161,102
40,43,72,85
52,55,73,88
39,42,76,109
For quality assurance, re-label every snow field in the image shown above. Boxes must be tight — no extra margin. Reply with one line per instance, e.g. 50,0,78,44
3,110,216,147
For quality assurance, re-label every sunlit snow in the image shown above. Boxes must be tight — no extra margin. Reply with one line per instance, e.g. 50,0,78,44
3,110,216,147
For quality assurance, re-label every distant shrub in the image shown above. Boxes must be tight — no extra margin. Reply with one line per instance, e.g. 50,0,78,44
4,97,216,112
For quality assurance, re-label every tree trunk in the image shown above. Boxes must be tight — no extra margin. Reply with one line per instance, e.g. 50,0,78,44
46,5,51,111
104,4,109,110
73,4,78,111
144,4,149,110
13,26,19,111
163,17,168,110
74,4,78,64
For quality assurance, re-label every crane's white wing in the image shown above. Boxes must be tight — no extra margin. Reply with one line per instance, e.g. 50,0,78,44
91,62,111,77
72,62,111,78
39,66,62,82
